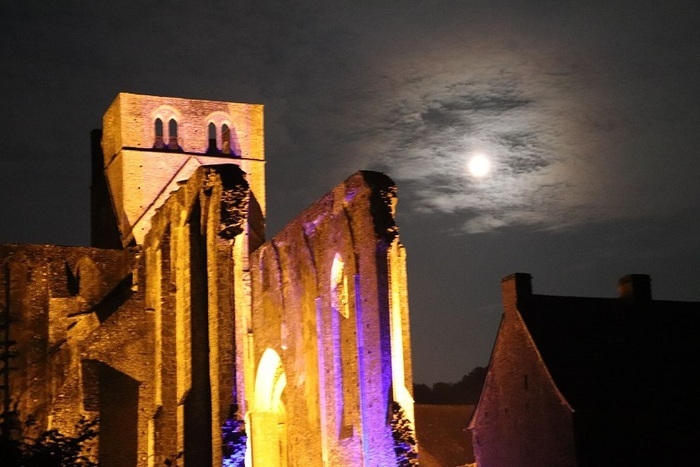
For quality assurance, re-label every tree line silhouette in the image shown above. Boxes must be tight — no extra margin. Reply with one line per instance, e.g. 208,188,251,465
413,366,487,405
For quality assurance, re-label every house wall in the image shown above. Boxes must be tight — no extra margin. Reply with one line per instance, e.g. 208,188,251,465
470,274,577,467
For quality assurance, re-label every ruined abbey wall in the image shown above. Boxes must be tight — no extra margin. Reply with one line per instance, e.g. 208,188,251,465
0,243,144,463
1,163,253,466
248,171,414,466
139,164,252,466
1,94,416,466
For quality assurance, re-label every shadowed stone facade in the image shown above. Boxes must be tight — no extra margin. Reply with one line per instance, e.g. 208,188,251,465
0,93,415,466
469,273,700,467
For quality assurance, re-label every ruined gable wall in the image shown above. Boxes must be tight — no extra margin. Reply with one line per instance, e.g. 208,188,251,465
0,244,137,435
470,275,577,467
249,171,412,467
141,164,251,466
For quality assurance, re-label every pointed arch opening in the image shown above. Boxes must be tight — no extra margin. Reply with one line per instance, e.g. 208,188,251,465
252,348,288,466
167,118,180,151
154,118,165,149
222,124,231,155
206,122,219,154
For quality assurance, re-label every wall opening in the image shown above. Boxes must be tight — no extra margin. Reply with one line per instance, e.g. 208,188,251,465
330,253,357,438
252,348,288,466
154,118,165,149
184,200,213,466
222,124,231,155
168,118,180,151
206,122,218,154
97,362,139,467
331,254,350,319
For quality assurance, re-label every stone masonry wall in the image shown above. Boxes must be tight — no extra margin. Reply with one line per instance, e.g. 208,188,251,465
0,244,142,457
248,171,413,467
470,274,577,467
98,93,265,246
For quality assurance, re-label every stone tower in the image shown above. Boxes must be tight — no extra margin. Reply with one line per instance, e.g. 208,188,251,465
91,93,266,249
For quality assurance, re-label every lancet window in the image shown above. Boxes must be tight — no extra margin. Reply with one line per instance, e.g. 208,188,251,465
152,115,182,152
204,120,240,157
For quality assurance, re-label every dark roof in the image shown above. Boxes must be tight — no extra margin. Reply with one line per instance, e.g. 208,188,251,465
415,404,475,466
519,293,700,417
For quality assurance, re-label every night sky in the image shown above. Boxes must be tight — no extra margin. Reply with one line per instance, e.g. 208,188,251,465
2,1,700,385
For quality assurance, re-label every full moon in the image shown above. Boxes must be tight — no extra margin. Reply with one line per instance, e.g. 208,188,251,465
467,153,492,178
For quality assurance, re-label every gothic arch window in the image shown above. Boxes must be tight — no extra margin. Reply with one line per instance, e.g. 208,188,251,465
168,118,179,150
152,106,183,152
203,112,241,157
253,349,288,465
330,253,354,438
206,122,219,154
222,124,231,154
154,118,165,149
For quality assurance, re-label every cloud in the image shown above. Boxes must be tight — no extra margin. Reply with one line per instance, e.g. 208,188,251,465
2,0,699,243
325,2,700,235
362,72,575,233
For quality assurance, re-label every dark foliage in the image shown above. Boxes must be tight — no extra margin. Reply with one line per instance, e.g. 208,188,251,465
0,409,98,467
391,401,419,466
222,414,247,467
414,366,487,404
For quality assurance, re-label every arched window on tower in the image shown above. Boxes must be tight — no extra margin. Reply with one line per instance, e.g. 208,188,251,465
154,118,165,149
168,118,180,151
206,122,219,154
222,124,231,155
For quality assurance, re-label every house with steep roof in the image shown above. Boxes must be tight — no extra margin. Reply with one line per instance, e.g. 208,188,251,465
469,273,700,467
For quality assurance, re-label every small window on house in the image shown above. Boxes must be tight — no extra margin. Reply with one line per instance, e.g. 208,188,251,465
154,118,165,149
206,122,219,154
168,119,179,150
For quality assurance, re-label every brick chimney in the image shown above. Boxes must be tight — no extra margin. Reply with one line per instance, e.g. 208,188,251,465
617,274,652,302
501,273,532,312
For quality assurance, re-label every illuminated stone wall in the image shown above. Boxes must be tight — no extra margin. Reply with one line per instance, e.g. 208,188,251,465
1,163,253,466
96,93,265,247
248,171,414,466
140,164,252,466
1,94,416,466
0,243,145,465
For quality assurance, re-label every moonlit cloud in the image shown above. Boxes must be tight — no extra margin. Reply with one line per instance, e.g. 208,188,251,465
321,3,700,235
359,66,587,233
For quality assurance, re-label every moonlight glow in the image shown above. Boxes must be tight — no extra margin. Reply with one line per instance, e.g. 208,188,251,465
467,154,492,178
